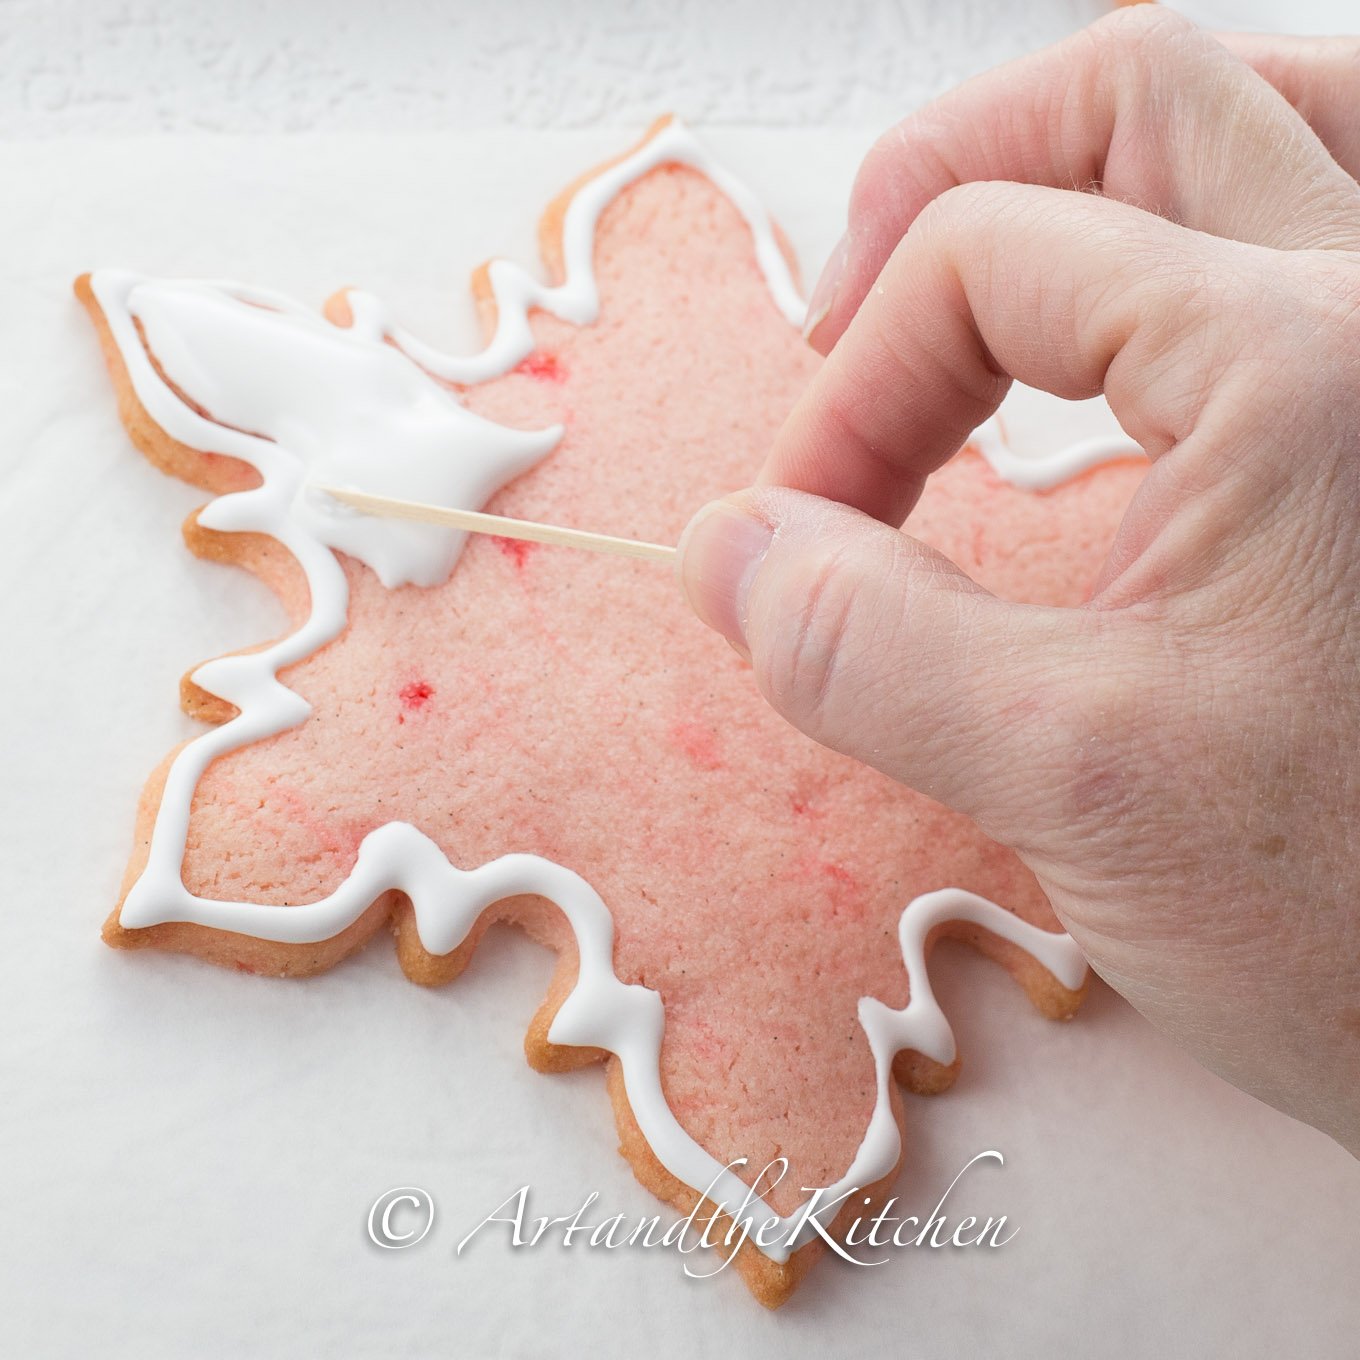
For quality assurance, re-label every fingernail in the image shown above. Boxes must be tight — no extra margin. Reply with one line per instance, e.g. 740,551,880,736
802,232,847,350
676,500,774,655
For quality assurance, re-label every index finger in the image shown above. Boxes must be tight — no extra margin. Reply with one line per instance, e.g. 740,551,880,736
763,182,1265,532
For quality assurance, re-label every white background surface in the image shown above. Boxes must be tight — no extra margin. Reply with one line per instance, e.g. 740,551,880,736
3,4,1360,1358
3,0,1111,135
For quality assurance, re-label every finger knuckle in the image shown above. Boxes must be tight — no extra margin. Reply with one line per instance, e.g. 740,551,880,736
1039,621,1173,834
848,134,903,227
1288,252,1360,345
912,180,1011,241
1042,689,1142,843
849,110,964,230
1130,251,1225,356
1091,2,1198,58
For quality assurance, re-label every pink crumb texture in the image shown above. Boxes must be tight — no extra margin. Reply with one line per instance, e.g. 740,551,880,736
665,716,723,771
177,163,1147,1213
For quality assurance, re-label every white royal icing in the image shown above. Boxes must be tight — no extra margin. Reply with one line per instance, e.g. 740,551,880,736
129,276,559,589
92,119,1104,1264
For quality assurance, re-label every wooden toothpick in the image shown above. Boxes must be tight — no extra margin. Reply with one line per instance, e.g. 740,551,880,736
317,486,677,564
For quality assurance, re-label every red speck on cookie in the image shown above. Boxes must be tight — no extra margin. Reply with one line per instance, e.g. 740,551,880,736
515,351,565,382
398,680,435,712
797,856,865,921
821,861,857,891
491,536,535,569
666,719,722,771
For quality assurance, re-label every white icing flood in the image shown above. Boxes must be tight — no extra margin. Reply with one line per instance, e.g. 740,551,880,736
93,118,1105,1264
131,279,559,588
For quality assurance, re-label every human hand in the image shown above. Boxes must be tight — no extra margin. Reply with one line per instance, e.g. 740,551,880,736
678,7,1360,1155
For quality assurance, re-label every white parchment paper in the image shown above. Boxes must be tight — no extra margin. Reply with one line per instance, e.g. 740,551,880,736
1,130,1356,1359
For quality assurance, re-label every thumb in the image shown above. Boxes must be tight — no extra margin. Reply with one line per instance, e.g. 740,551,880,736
677,486,1099,844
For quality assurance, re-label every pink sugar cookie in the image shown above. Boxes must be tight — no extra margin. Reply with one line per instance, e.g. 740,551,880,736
78,118,1147,1306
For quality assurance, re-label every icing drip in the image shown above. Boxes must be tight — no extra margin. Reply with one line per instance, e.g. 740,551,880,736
91,118,1100,1265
